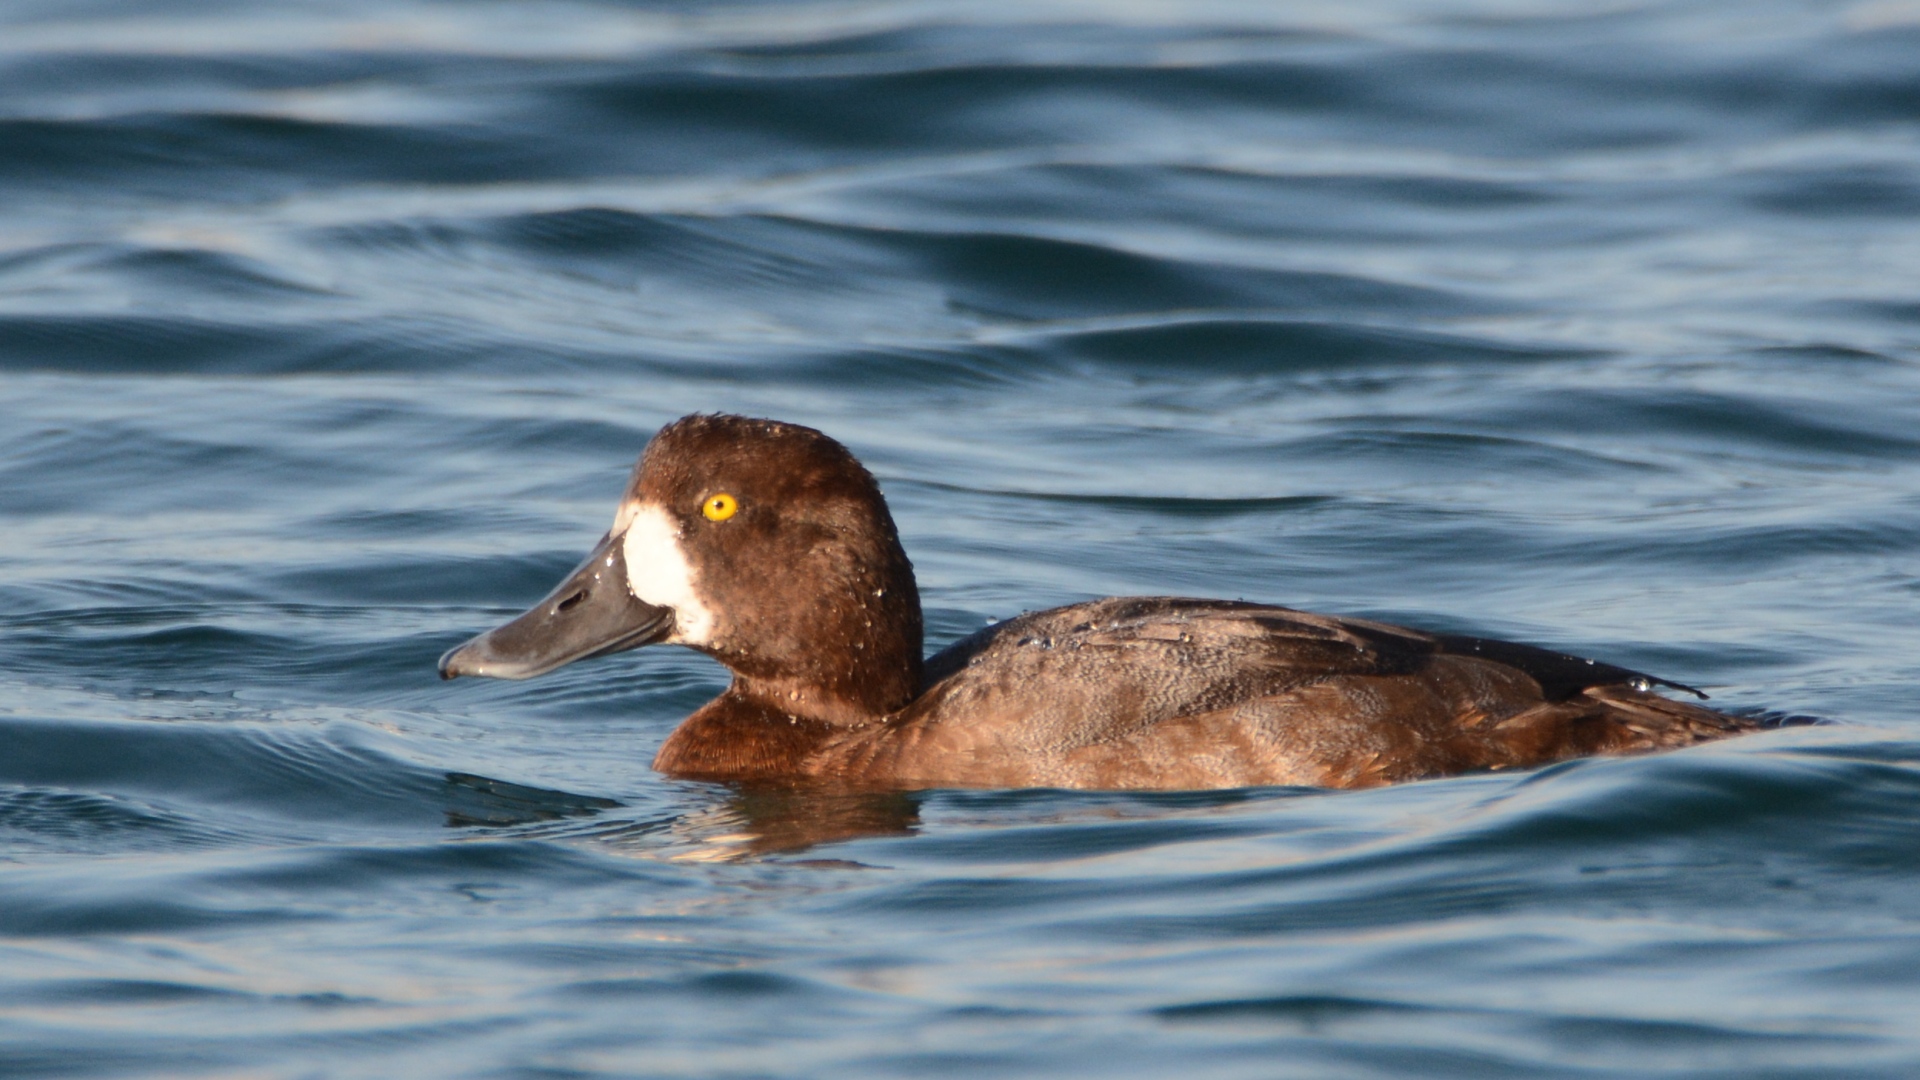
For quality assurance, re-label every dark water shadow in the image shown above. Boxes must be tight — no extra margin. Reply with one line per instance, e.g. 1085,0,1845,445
440,772,621,828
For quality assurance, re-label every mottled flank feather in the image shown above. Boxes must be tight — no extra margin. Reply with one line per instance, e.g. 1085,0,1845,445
804,598,1763,791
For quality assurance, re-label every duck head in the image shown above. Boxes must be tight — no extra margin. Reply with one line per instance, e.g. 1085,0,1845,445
438,414,924,722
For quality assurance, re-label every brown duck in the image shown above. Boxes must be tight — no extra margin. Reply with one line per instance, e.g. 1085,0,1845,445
439,414,1758,790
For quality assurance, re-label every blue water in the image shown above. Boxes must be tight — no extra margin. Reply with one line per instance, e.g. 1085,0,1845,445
4,1,1920,1075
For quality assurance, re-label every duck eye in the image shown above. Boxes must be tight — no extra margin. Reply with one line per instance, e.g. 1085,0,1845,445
702,493,738,522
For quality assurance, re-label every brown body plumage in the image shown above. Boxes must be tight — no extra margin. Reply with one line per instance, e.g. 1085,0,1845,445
657,596,1753,789
444,415,1761,792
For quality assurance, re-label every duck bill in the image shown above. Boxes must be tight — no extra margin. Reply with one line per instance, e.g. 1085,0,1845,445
438,531,672,680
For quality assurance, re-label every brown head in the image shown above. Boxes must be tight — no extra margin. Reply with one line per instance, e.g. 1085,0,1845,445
439,414,924,723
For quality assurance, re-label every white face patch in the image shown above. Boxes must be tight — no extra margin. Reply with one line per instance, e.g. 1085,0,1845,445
621,503,715,646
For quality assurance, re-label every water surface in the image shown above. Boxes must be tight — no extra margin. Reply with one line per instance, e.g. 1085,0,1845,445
4,1,1920,1076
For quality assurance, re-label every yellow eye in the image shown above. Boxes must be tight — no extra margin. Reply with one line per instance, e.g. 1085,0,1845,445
702,493,738,522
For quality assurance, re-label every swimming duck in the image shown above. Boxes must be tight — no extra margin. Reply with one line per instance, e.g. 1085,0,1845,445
439,414,1756,790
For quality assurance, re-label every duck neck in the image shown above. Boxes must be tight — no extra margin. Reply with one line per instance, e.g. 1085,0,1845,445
652,687,847,780
701,579,924,726
680,525,923,728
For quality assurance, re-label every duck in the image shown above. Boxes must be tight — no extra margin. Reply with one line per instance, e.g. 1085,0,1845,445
438,413,1759,790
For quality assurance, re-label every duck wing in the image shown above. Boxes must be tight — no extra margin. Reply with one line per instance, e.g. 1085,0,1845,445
923,596,1693,703
831,597,1746,790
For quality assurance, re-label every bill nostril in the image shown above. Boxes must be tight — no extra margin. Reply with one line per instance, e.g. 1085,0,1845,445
555,589,588,614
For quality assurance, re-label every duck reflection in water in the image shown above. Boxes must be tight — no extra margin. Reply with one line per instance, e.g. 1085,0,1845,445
662,786,922,860
440,770,919,857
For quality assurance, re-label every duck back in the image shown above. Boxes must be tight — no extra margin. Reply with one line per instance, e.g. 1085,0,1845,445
816,598,1754,790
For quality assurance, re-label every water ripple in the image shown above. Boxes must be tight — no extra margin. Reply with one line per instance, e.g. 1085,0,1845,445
4,1,1920,1077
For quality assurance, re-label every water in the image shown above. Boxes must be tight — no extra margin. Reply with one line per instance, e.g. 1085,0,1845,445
4,0,1920,1075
